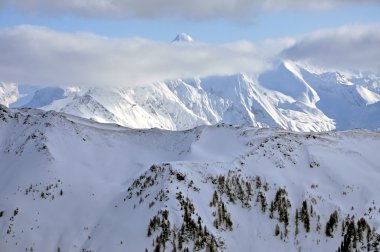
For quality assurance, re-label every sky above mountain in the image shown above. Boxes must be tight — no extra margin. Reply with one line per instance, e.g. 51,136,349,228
0,0,379,86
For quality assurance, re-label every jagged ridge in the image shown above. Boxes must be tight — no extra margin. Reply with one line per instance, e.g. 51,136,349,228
2,60,379,132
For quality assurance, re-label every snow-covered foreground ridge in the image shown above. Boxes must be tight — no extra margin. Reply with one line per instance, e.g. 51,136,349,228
1,106,380,251
2,60,380,132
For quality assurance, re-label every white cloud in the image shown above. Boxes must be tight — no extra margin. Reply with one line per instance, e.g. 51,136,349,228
0,25,279,87
281,24,380,73
0,0,378,19
262,0,378,11
1,25,379,87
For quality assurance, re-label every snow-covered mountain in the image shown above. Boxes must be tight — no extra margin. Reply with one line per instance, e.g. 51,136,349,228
1,105,380,251
0,82,18,107
172,33,194,42
1,60,380,132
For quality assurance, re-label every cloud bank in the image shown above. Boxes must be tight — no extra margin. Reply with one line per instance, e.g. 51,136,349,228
0,24,379,87
0,25,281,86
282,24,380,73
0,0,379,19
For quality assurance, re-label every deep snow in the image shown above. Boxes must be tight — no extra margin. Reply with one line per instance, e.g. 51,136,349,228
1,106,380,251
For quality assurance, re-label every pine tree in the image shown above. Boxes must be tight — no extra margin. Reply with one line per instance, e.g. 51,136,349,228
177,233,183,250
295,209,299,236
269,202,275,219
275,224,280,236
154,243,160,252
325,210,338,238
256,176,262,189
301,201,310,232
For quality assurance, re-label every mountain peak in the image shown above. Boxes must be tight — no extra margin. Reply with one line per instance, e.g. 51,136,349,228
172,33,193,42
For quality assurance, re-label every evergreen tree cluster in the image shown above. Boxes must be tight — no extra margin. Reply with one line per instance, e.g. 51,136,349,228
256,135,299,166
6,208,19,235
169,169,200,192
299,200,311,233
269,188,291,237
125,164,165,201
176,192,219,251
337,215,380,252
146,192,220,252
254,176,269,213
325,210,339,238
215,173,253,208
256,191,268,213
210,191,233,231
21,179,63,201
255,176,269,192
154,189,169,202
147,210,172,251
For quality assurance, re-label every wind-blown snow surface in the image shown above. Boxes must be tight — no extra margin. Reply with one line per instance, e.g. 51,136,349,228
1,106,380,251
2,60,379,132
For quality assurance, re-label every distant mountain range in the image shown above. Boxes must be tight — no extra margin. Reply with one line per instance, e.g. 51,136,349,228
1,60,379,132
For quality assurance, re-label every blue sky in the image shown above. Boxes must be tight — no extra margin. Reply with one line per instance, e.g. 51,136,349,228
1,3,380,43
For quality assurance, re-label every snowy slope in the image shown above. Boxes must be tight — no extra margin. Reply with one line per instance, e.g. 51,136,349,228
1,60,379,132
300,68,380,130
1,106,380,251
0,82,18,107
